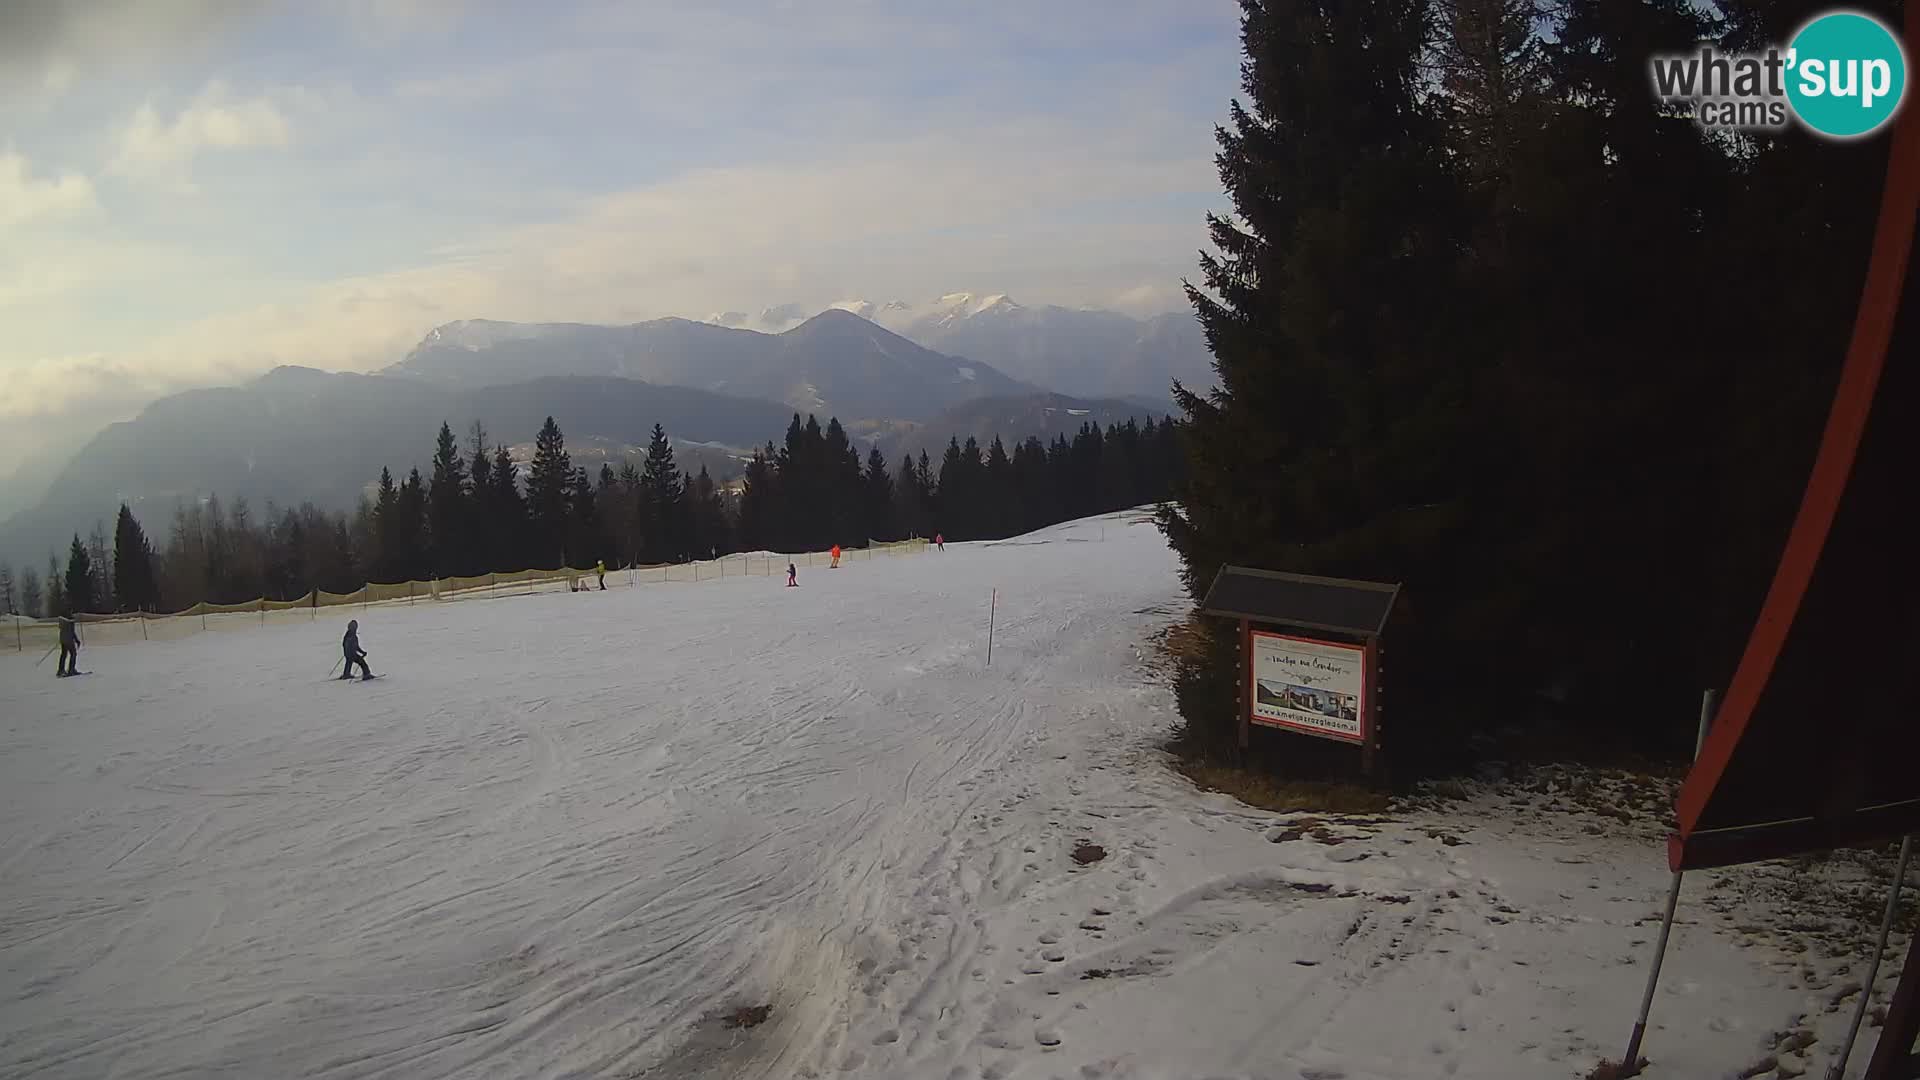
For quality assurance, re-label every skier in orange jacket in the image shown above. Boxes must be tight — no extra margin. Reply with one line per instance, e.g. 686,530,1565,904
830,544,842,568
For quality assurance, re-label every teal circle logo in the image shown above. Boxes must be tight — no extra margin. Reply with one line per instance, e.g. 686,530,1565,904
1786,11,1908,138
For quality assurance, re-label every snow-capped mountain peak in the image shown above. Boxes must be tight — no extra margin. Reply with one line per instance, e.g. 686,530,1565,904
827,299,878,320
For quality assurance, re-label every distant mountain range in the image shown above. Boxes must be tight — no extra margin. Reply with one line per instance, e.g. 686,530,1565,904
2,295,1207,567
707,293,1214,402
0,369,794,567
384,308,1031,421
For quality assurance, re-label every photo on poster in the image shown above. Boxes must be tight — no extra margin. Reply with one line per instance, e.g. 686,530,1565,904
1249,631,1365,742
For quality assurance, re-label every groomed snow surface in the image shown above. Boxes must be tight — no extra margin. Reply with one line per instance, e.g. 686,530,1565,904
1,511,1910,1079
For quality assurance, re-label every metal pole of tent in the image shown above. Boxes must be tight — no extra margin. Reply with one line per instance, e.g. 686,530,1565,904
1828,834,1914,1080
1621,689,1719,1074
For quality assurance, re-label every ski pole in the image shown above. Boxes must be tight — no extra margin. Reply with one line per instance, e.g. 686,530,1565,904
35,643,58,667
327,657,342,678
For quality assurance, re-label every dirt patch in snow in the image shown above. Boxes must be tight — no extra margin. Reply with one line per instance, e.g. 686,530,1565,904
1071,842,1107,865
722,1003,772,1030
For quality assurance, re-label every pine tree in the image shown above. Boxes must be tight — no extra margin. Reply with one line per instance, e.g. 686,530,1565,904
638,423,685,563
490,444,525,571
822,417,864,546
428,421,469,578
983,436,1013,538
520,418,570,567
1158,0,1463,764
64,535,94,616
396,469,428,580
372,467,401,580
864,447,894,542
894,455,923,539
686,465,728,559
738,446,778,553
112,504,158,612
567,467,601,567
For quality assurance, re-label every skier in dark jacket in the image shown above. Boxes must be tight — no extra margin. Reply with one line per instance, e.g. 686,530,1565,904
786,562,798,587
339,619,372,680
56,615,80,677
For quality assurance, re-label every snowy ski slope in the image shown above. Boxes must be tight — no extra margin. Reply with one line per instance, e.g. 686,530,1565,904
1,511,1907,1079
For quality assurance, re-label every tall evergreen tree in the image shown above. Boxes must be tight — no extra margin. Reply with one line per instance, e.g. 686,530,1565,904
638,423,685,562
567,467,601,567
686,465,728,559
863,447,894,542
822,417,865,545
372,467,401,580
983,436,1013,537
396,469,429,580
428,421,470,578
894,455,923,539
738,445,778,553
112,504,159,612
490,444,526,571
1158,0,1464,765
64,535,94,616
526,417,572,567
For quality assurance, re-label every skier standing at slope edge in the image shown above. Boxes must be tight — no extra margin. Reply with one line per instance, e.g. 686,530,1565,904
786,561,798,588
55,614,82,677
935,532,945,552
339,619,374,680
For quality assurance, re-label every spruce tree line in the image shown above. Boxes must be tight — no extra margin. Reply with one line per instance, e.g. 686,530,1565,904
1160,0,1895,772
19,409,1177,617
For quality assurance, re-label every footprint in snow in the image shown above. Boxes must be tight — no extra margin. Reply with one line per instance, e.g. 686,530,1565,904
872,1029,899,1045
1036,1028,1063,1047
1039,931,1061,944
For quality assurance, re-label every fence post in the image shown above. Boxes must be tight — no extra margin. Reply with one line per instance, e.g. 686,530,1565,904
141,611,148,640
260,598,266,626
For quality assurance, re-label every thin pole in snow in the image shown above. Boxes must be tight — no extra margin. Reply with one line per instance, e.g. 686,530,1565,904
1828,834,1914,1080
1621,688,1719,1075
986,588,996,667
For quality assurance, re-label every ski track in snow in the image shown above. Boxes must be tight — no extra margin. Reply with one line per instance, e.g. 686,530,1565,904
0,511,1907,1080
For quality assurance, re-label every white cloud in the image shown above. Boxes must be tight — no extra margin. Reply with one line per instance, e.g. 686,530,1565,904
0,149,97,231
109,83,291,191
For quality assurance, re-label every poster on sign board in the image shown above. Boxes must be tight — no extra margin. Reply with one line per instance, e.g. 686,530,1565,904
1249,630,1366,744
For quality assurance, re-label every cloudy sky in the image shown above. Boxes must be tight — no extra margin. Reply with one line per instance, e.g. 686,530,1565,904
0,0,1240,487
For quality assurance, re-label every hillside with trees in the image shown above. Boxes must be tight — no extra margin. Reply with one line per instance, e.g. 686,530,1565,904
1158,0,1891,774
4,413,1179,618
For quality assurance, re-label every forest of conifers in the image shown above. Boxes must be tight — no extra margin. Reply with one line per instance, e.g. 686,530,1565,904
0,412,1179,619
